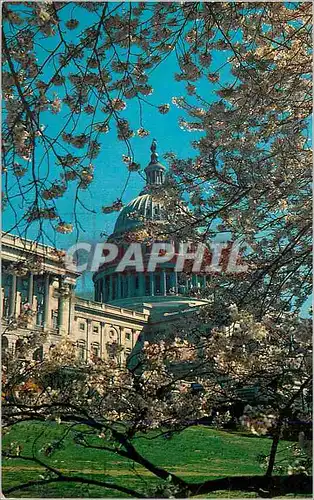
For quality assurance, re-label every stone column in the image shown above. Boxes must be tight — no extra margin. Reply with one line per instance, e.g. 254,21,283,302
86,319,91,360
131,329,135,349
16,292,22,317
109,275,113,301
57,279,64,332
174,271,178,294
67,284,74,335
28,272,34,305
32,296,38,326
117,274,122,300
202,275,207,288
43,273,51,328
139,274,145,296
127,273,132,298
102,277,106,303
161,270,167,296
0,288,4,317
113,273,119,300
149,272,155,296
58,280,70,334
9,273,17,317
100,321,104,359
119,327,124,365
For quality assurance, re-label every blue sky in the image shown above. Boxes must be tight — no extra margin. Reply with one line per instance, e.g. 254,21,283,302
3,3,310,314
3,3,232,297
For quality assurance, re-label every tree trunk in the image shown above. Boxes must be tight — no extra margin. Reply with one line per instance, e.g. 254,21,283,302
266,422,282,477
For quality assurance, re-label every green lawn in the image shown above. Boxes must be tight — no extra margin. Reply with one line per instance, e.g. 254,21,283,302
2,422,296,498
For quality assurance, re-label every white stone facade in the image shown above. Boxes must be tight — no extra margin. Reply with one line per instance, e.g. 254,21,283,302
1,233,149,363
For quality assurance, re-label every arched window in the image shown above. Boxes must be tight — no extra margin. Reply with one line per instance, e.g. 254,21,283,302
154,205,160,220
77,340,86,361
109,328,118,341
15,338,23,358
91,342,100,359
2,336,9,354
33,346,43,361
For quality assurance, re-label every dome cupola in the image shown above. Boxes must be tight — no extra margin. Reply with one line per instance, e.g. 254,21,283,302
143,139,166,187
110,140,165,238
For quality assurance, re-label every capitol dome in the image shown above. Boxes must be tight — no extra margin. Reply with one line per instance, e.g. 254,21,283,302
110,139,165,239
93,139,209,311
112,193,163,237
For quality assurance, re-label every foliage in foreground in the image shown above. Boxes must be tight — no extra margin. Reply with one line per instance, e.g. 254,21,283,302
2,305,312,498
2,2,312,497
2,423,307,498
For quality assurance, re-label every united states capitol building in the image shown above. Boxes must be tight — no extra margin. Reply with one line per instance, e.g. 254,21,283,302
2,142,210,364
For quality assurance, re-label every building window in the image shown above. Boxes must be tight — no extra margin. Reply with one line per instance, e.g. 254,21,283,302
78,341,85,360
2,336,9,355
33,346,43,361
125,332,131,341
79,322,85,331
18,278,29,301
91,345,99,358
93,325,99,334
51,311,58,329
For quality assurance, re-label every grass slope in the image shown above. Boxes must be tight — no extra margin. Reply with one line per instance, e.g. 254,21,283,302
2,422,295,498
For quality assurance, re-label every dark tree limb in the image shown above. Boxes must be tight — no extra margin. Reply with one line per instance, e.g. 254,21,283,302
3,475,144,498
188,474,312,498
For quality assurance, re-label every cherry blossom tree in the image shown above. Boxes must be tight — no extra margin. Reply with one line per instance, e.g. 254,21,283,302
3,2,311,250
2,304,312,497
2,2,312,497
